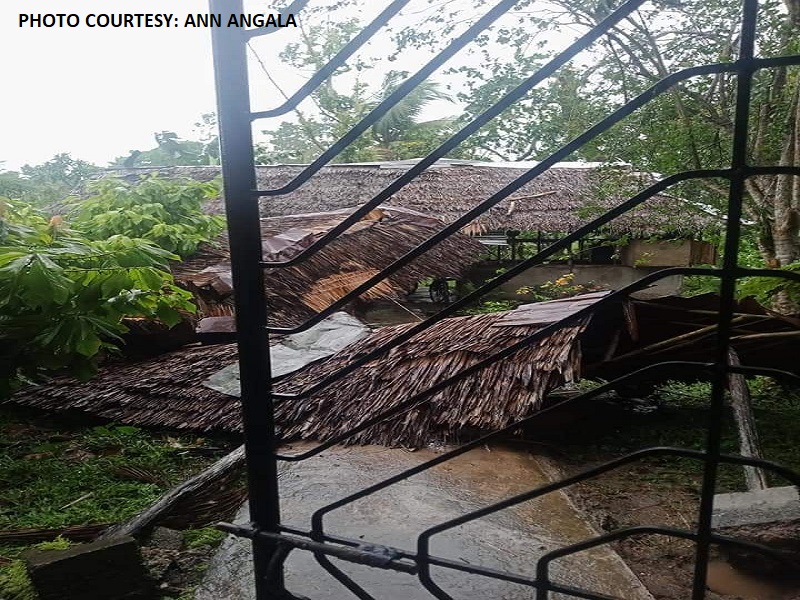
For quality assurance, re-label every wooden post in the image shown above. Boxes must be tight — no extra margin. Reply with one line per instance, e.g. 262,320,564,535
98,446,246,540
727,348,769,491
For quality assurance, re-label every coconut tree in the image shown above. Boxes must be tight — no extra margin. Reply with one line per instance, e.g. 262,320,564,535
369,71,456,160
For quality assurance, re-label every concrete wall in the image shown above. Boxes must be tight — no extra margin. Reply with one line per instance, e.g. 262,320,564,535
620,239,716,267
462,263,683,299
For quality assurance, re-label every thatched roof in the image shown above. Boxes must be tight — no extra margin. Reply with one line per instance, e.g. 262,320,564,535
7,295,607,447
172,205,484,327
10,293,798,448
272,310,591,447
102,160,717,236
10,343,243,432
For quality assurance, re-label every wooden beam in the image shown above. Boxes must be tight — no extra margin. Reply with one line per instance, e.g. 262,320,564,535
727,348,769,492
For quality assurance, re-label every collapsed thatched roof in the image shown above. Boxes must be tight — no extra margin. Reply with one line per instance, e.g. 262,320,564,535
172,205,484,327
8,296,605,447
10,343,243,432
10,292,799,447
101,160,717,236
272,309,591,447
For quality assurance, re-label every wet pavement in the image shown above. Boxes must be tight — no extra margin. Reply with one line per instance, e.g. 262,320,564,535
196,444,653,600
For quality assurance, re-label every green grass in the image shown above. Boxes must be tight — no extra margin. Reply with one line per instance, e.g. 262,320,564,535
547,377,800,494
183,527,225,550
0,408,237,598
0,417,217,530
0,559,37,600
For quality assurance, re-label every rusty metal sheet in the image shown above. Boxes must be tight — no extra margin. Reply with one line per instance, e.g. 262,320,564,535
493,290,613,327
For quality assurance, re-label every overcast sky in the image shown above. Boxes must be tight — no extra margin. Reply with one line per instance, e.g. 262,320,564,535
1,1,577,171
1,0,462,169
1,0,229,169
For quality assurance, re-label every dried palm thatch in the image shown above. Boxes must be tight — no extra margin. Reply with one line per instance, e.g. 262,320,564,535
272,311,590,447
8,297,600,448
0,524,112,545
11,292,798,448
300,269,396,313
102,160,718,236
152,466,246,530
9,344,243,432
172,205,483,327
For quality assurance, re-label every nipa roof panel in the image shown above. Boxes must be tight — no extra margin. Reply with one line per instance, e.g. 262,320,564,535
494,291,613,327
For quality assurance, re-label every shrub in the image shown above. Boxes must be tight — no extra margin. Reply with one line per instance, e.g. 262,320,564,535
70,176,223,259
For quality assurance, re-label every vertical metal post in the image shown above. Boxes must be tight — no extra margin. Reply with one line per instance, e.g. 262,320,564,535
209,2,285,598
690,1,758,597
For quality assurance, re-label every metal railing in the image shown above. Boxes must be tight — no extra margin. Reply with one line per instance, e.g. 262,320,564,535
208,1,800,598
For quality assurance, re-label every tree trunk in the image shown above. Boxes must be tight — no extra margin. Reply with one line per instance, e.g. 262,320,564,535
768,74,800,315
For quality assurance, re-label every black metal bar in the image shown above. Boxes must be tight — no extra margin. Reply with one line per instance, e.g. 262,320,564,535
728,365,800,381
252,0,411,118
690,2,758,596
217,523,418,574
276,518,796,600
210,0,800,596
209,1,283,598
313,554,379,600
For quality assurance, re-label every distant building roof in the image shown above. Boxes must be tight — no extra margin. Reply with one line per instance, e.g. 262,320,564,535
101,160,720,236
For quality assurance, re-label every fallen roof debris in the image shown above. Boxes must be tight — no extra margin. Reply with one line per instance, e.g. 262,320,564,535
7,293,799,448
171,205,484,328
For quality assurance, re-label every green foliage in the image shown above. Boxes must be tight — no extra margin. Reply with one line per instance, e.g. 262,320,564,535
183,527,226,550
33,537,71,552
388,0,798,273
0,559,37,600
455,63,607,161
0,199,195,396
0,419,214,531
680,269,720,297
655,380,717,409
1,153,100,209
681,236,800,304
255,19,464,164
113,127,220,168
738,262,800,306
70,176,223,258
0,411,233,599
551,376,800,494
461,299,519,315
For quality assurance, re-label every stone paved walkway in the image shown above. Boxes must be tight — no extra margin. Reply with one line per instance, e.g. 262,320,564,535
196,445,653,600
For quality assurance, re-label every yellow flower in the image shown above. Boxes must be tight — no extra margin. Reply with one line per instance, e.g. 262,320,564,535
554,274,574,286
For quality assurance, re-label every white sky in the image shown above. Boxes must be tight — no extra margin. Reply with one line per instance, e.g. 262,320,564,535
2,0,220,169
1,0,579,171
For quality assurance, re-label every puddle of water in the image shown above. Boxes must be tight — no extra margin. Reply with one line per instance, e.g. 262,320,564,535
706,560,797,599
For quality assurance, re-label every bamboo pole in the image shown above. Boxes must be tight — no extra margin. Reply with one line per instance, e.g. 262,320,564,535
603,316,752,363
